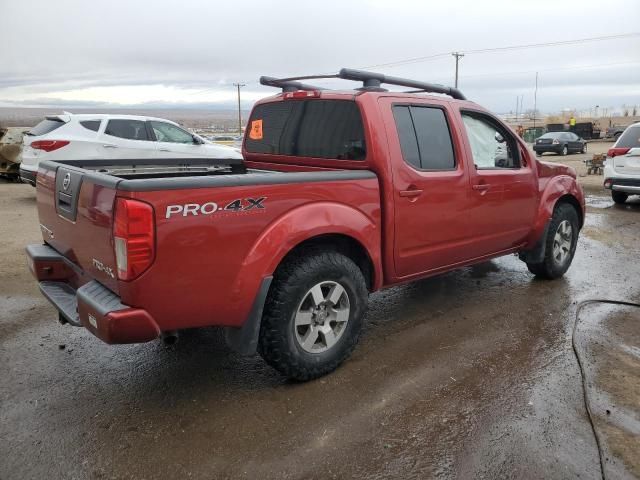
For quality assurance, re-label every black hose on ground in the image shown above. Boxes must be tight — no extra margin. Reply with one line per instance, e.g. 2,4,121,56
572,299,640,480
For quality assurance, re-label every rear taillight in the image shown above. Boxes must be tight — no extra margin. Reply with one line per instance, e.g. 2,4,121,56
113,198,155,281
30,140,70,152
607,147,630,158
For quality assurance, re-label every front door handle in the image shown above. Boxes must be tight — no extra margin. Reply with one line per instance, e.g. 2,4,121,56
472,184,490,191
158,148,170,152
102,144,117,148
399,189,423,198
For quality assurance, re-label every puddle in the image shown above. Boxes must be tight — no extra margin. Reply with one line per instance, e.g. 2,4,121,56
585,194,614,209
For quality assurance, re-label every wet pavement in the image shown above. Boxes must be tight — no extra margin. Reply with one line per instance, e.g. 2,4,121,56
1,181,639,479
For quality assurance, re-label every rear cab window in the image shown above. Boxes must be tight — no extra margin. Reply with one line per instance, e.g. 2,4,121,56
29,118,65,136
616,125,640,149
244,99,366,160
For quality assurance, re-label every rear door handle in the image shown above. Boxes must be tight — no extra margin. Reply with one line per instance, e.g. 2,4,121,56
102,144,117,148
399,189,423,198
472,184,490,191
158,148,170,152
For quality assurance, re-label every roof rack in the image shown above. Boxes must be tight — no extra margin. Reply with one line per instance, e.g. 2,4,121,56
259,76,330,93
259,68,467,100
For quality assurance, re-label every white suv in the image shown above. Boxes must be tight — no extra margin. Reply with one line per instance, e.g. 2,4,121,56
19,113,242,185
603,122,640,204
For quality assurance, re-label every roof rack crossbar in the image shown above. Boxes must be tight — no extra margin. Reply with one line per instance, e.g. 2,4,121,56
259,76,327,93
259,69,466,100
338,68,466,100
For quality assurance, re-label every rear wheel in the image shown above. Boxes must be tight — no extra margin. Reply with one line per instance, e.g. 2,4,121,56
526,203,579,279
611,190,628,204
258,250,368,381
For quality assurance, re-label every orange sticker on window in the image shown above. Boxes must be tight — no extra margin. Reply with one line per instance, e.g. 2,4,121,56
249,119,263,140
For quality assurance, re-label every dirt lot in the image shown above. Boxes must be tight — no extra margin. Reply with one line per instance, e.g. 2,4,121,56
1,162,639,479
531,140,611,193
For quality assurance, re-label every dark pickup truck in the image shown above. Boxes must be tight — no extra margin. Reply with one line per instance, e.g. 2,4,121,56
27,69,585,380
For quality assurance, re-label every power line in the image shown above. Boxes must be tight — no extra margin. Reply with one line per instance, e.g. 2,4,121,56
432,60,640,83
359,32,640,70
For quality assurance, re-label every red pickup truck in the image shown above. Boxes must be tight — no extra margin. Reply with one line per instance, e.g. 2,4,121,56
27,69,585,380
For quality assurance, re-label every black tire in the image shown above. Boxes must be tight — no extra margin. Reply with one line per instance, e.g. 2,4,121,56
258,249,368,381
526,203,579,279
611,190,628,204
536,151,542,157
581,143,587,154
560,145,568,156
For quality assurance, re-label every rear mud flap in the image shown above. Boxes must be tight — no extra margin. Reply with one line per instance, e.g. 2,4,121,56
225,276,273,356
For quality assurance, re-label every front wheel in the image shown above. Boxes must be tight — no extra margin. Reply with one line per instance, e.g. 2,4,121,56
611,190,628,204
560,145,568,156
581,143,587,154
526,203,579,279
258,250,368,381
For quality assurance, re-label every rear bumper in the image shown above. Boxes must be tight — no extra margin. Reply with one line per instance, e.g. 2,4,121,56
603,176,640,194
19,166,37,186
26,244,160,344
533,144,562,154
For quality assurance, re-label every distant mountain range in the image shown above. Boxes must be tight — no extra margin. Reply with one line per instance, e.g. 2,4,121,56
0,107,251,129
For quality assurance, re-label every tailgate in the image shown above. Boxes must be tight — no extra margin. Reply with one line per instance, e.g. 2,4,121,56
36,162,120,293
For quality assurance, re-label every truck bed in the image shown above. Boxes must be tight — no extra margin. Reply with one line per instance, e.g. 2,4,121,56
33,156,379,341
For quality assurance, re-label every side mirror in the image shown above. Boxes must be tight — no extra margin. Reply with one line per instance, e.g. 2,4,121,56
193,135,204,145
495,132,505,143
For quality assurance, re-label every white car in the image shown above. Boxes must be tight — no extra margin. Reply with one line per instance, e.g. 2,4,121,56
603,122,640,204
19,113,242,186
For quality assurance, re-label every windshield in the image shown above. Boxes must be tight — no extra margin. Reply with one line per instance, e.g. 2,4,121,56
29,118,65,136
539,132,563,139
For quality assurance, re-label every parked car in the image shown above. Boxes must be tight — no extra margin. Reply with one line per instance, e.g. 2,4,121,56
19,113,242,186
603,122,640,204
26,68,585,381
606,125,627,140
533,132,586,156
0,127,29,181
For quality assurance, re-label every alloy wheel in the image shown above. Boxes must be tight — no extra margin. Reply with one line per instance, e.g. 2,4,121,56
294,281,350,353
552,220,573,266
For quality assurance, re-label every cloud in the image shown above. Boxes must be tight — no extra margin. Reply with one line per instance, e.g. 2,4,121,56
1,0,639,113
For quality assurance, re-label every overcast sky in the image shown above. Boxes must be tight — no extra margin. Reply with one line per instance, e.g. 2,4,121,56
1,0,639,114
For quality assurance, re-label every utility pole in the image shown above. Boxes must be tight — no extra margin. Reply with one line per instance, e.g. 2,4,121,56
452,52,464,88
233,83,245,135
533,72,538,130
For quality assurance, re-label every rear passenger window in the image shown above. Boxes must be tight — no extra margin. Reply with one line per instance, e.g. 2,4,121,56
80,120,101,132
105,119,149,141
393,105,455,170
245,100,366,160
